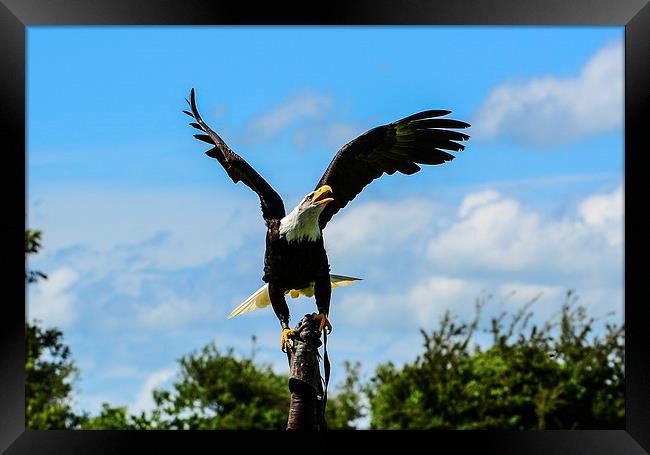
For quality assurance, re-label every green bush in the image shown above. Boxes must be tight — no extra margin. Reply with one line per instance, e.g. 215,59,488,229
365,292,624,430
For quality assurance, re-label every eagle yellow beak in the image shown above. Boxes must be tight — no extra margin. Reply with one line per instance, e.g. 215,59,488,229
312,185,334,206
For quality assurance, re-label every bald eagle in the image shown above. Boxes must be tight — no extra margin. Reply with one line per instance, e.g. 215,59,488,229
185,89,470,352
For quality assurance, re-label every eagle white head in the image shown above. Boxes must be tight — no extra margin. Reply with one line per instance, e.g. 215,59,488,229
279,185,334,243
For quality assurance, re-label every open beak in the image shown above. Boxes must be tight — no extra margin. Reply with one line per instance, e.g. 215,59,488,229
312,185,334,206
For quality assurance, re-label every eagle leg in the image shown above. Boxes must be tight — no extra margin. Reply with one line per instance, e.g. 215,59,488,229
269,283,295,352
313,273,332,334
312,313,332,334
281,328,296,353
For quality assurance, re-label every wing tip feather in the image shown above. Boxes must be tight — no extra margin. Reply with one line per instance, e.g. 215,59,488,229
397,109,452,124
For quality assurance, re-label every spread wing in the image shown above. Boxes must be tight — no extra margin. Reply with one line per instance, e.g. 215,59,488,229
185,89,286,221
315,110,470,228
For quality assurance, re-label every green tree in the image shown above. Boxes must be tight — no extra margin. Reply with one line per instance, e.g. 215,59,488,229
25,229,82,429
325,361,366,429
148,340,365,430
366,291,624,430
151,342,290,429
25,322,81,429
79,404,159,430
25,229,47,283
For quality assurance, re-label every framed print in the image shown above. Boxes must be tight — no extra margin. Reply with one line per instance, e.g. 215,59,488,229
2,0,649,453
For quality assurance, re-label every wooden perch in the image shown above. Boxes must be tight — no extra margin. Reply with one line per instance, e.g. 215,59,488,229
286,314,327,430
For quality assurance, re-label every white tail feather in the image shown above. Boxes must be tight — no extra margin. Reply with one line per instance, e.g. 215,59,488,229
227,274,361,319
227,284,271,319
330,274,361,289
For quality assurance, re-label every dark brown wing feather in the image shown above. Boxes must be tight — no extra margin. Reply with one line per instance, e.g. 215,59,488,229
316,110,470,228
186,89,285,221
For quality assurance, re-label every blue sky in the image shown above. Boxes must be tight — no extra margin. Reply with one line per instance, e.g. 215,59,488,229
27,26,623,423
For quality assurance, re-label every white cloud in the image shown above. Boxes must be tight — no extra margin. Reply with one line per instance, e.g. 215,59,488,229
327,183,623,333
28,267,79,327
498,282,564,303
291,120,367,151
137,296,214,330
27,185,274,346
578,184,623,246
496,282,566,321
473,39,623,148
338,275,481,329
458,189,501,217
427,185,624,281
242,90,366,150
28,187,263,269
104,365,140,379
326,122,367,148
325,198,440,258
245,91,332,143
430,195,538,271
408,276,480,325
130,367,176,414
74,394,118,416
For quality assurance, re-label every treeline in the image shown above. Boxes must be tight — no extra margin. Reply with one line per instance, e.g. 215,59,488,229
25,230,624,430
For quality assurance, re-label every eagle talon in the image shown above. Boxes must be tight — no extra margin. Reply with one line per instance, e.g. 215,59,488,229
281,328,295,353
312,313,332,334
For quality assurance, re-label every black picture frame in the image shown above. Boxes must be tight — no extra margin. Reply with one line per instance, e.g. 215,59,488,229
2,0,648,452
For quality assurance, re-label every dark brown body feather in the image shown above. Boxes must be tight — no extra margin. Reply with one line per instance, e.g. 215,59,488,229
186,89,470,330
261,220,331,328
263,220,330,290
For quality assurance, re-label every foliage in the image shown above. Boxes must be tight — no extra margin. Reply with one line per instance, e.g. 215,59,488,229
25,321,82,429
79,404,159,430
151,342,290,429
79,342,366,430
25,229,80,429
366,291,625,430
25,229,47,283
325,361,366,429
